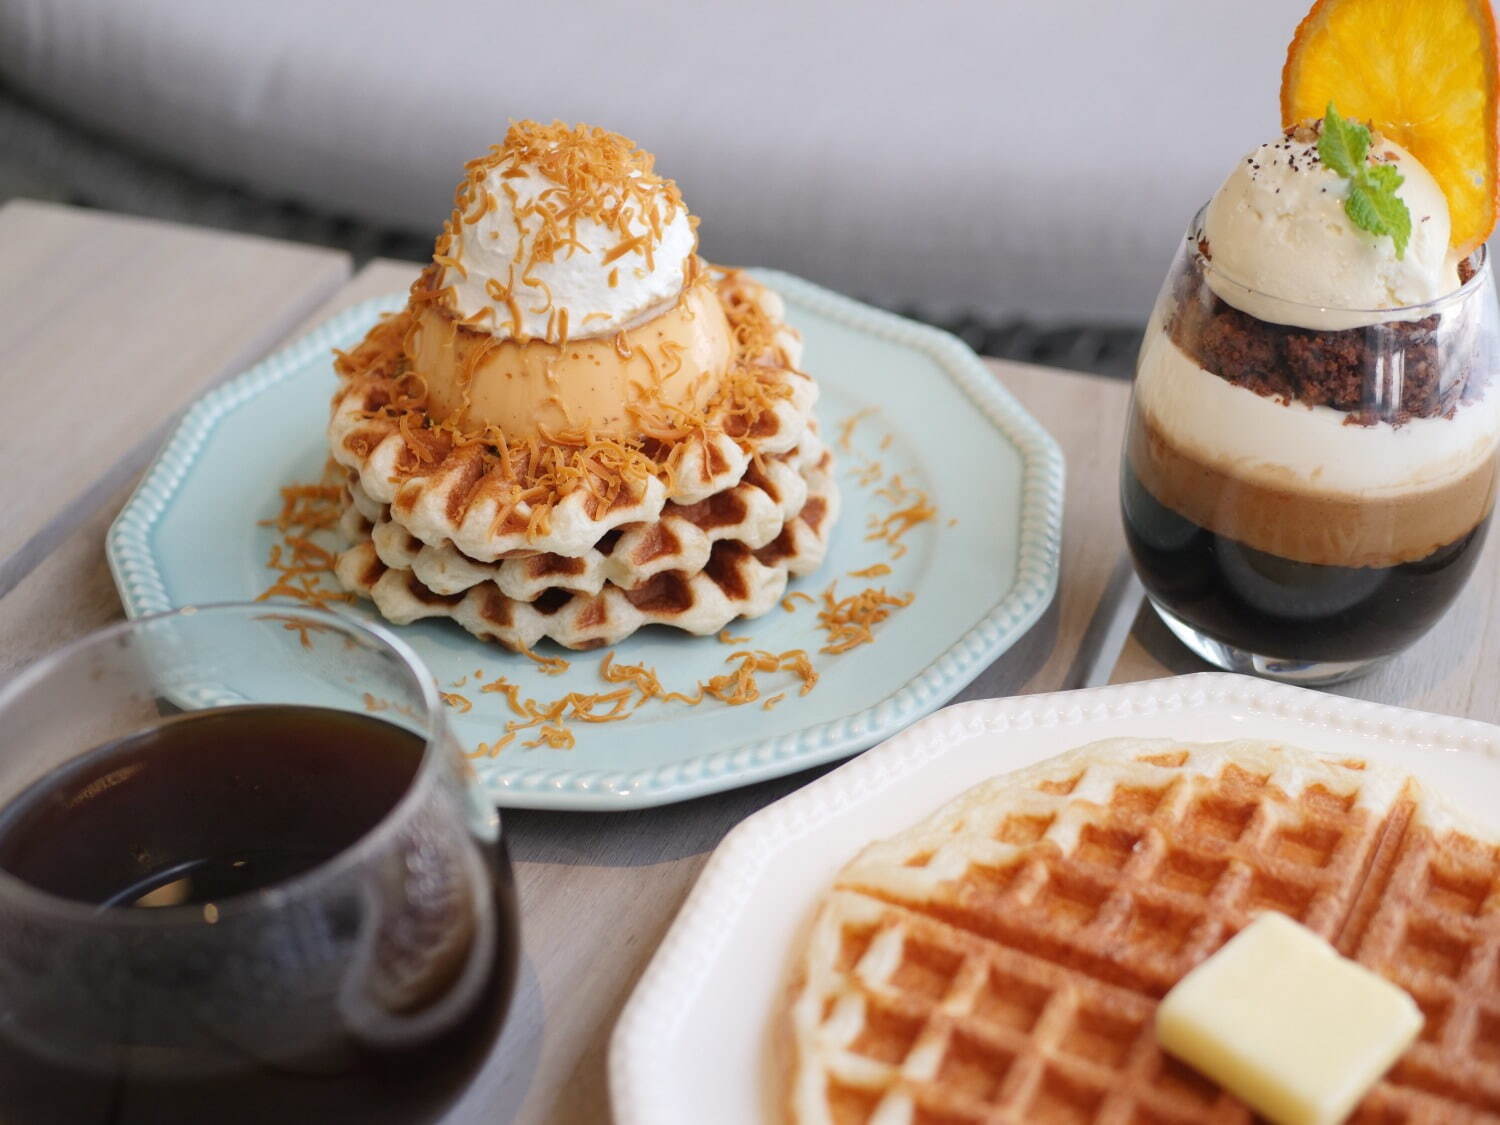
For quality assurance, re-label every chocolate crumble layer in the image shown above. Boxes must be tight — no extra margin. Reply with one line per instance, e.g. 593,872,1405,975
1168,246,1485,425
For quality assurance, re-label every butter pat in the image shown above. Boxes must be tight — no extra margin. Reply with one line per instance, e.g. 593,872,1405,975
1156,912,1422,1125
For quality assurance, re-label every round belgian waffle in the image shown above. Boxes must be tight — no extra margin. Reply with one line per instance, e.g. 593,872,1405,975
786,738,1500,1123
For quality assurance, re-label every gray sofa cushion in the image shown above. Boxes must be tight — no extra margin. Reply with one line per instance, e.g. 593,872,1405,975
0,0,1310,323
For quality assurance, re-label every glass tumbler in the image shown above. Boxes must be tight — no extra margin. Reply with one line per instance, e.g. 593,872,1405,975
0,603,519,1124
1121,211,1500,684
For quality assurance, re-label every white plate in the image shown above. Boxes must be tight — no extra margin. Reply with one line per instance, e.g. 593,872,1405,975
608,672,1500,1123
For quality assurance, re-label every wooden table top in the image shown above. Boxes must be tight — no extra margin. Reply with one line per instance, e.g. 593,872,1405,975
2,200,1495,1122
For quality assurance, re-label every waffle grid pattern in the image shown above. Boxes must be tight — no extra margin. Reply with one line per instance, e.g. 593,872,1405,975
345,430,827,600
790,739,1500,1124
336,447,839,650
806,892,1243,1124
1344,812,1500,1120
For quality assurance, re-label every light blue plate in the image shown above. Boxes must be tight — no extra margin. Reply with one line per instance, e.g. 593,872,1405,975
107,271,1063,810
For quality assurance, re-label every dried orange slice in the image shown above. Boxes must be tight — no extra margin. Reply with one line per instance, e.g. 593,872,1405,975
1281,0,1500,256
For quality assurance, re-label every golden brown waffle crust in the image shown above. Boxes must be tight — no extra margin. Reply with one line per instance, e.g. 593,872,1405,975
334,443,840,651
344,429,830,598
327,269,820,561
836,739,1406,891
785,737,1500,1125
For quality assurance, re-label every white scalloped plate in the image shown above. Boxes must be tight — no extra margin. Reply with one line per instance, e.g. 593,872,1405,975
609,672,1500,1122
106,270,1063,810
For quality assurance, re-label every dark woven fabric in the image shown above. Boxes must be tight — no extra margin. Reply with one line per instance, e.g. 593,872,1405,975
0,82,1142,380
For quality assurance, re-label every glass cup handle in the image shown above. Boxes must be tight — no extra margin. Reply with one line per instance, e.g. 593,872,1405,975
335,840,497,1049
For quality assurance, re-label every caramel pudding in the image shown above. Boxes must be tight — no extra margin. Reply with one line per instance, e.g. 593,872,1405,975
327,122,838,649
415,269,732,438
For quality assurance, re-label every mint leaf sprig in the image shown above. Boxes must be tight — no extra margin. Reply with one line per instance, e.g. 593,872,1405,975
1318,101,1413,259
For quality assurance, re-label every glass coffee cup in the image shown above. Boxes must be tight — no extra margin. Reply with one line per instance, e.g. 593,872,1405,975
1121,209,1500,684
0,603,519,1124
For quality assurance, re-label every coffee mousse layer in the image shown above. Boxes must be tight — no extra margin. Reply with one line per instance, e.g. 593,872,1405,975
1127,406,1497,568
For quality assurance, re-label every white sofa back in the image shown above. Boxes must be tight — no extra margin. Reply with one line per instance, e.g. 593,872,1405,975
0,0,1314,323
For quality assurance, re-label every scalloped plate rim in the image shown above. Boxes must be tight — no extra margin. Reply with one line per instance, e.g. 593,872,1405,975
106,269,1065,809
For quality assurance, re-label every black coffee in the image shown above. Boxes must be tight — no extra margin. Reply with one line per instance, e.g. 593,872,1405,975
0,705,518,1125
1122,463,1491,662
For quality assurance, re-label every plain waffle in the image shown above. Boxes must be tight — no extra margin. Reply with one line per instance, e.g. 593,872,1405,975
335,452,839,650
786,738,1500,1123
345,430,828,600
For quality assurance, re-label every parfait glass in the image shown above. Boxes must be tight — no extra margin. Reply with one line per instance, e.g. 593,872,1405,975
0,603,518,1124
1120,209,1500,684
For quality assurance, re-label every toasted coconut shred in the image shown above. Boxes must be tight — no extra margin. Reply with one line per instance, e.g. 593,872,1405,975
700,649,819,707
817,582,915,655
521,648,570,677
867,496,936,560
835,406,879,453
254,612,345,650
257,466,354,609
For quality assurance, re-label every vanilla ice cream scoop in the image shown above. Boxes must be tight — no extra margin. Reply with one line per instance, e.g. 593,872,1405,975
1202,124,1463,329
434,122,698,343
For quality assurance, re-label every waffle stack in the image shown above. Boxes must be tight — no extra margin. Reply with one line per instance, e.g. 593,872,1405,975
786,739,1500,1123
333,431,838,650
329,270,838,650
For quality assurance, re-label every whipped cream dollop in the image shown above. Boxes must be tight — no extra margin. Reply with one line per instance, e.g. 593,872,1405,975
1202,126,1462,329
1137,310,1500,501
435,122,697,343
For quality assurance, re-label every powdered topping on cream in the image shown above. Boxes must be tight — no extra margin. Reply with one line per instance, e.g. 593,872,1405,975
1204,124,1462,330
